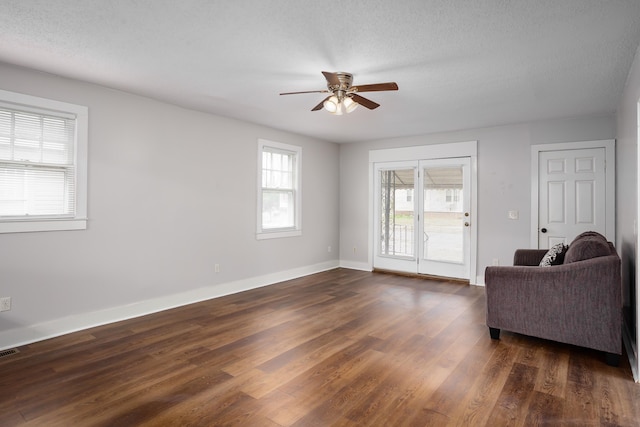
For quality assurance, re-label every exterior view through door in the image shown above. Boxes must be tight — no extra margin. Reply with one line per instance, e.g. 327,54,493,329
374,158,471,280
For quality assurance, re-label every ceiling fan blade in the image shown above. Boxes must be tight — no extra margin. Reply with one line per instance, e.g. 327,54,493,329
353,82,399,93
311,96,331,111
352,94,380,110
322,71,340,86
280,90,328,95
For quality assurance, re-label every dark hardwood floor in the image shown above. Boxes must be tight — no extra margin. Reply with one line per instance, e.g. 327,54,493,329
1,268,638,426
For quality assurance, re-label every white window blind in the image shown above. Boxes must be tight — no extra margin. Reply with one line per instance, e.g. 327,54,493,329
0,89,88,233
0,108,76,217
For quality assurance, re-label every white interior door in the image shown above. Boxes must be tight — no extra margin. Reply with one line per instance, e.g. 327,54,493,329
538,147,606,247
418,158,471,279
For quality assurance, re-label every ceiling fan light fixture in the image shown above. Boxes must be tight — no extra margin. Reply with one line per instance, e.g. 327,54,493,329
343,96,358,113
323,95,340,113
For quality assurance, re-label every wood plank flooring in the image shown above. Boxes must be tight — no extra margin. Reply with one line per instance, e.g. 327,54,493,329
1,268,639,426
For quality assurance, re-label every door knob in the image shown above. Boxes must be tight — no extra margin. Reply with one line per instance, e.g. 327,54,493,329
541,228,547,233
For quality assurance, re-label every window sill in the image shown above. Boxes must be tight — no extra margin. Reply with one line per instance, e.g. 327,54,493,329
0,218,87,234
256,229,302,240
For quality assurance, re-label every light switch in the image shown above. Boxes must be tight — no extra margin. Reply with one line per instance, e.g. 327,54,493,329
508,210,519,220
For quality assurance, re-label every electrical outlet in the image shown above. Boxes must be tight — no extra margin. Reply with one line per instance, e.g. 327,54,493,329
214,264,220,273
327,246,332,253
492,258,500,266
0,297,11,312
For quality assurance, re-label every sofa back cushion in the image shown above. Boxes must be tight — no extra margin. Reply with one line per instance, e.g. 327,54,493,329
572,231,608,242
564,236,611,263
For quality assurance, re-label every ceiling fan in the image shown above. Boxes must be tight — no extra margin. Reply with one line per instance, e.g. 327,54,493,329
280,71,399,115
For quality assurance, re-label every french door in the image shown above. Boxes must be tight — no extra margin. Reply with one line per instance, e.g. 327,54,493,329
373,157,471,280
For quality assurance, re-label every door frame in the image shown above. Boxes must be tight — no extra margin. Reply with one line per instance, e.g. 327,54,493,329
368,141,478,284
530,139,615,248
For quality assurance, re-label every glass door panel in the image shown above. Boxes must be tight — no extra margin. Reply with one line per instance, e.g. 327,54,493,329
423,167,464,263
418,158,471,279
373,162,418,273
379,168,415,258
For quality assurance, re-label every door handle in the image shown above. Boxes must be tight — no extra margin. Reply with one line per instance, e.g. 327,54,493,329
541,227,548,233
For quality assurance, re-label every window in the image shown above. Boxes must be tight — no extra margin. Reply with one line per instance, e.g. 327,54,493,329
0,89,88,233
445,188,460,203
257,139,301,239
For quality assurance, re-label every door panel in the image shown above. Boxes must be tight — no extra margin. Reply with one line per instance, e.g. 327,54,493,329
418,158,471,279
373,163,418,273
538,148,605,247
547,181,565,223
576,180,595,224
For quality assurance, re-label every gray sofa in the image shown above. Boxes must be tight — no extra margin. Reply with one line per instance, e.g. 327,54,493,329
484,231,622,365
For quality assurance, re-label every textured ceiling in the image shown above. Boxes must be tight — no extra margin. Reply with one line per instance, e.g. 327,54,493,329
1,1,640,143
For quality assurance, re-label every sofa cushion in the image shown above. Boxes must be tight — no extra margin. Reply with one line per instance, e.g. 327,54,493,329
539,243,569,267
564,237,611,263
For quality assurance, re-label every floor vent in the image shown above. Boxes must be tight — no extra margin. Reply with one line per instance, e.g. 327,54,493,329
0,348,19,359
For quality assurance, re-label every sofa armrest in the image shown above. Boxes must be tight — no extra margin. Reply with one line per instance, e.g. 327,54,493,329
513,249,548,266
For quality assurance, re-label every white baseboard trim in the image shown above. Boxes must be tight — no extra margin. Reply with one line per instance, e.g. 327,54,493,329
339,260,372,271
0,260,340,352
474,275,485,286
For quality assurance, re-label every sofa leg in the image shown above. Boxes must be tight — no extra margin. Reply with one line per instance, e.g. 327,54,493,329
605,352,620,367
489,327,500,340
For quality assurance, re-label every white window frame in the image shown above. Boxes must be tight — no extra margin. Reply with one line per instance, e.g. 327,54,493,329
0,89,88,233
256,139,301,239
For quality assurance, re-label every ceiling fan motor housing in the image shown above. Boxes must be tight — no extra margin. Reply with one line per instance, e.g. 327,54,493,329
328,73,356,105
328,72,354,94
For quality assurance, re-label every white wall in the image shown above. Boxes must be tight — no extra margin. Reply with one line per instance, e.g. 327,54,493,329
339,116,616,281
616,42,640,380
0,63,340,349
